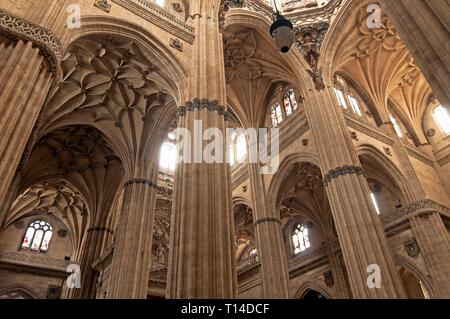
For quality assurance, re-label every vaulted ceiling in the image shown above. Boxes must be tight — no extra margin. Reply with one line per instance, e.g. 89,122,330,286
330,3,433,143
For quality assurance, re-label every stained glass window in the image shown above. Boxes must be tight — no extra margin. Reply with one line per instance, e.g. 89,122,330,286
271,103,284,127
292,223,310,254
283,89,298,116
21,220,53,253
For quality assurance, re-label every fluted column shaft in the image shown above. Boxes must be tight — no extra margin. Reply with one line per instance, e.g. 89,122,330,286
410,212,450,298
248,163,290,298
166,3,237,298
107,179,158,299
167,108,237,299
0,40,53,226
305,86,406,298
380,0,450,112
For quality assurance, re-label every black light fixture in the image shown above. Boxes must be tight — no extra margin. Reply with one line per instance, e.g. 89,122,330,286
269,1,295,53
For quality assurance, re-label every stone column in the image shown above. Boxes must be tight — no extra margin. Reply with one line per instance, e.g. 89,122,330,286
0,8,63,226
107,177,159,299
0,42,53,225
248,162,290,298
73,227,114,299
381,123,425,202
166,2,237,299
409,210,450,298
304,85,406,298
379,0,450,112
328,251,351,299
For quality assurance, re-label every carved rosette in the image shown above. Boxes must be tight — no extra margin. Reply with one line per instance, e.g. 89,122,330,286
0,9,62,75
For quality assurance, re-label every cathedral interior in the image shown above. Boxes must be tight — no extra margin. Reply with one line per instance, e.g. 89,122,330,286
0,0,449,299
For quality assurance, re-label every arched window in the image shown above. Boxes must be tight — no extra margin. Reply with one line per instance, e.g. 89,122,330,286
21,220,53,253
160,132,177,171
283,89,298,116
333,76,367,117
434,105,450,135
271,103,283,127
334,88,348,109
292,223,310,254
270,88,301,127
389,113,403,138
229,131,247,166
349,95,362,116
370,192,381,215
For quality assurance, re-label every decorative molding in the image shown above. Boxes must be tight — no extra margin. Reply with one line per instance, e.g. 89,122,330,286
169,38,183,52
92,245,114,271
254,217,281,227
124,178,158,188
404,238,420,258
322,165,364,187
404,144,434,167
381,199,450,225
0,251,74,272
437,153,450,167
94,0,112,13
87,226,115,235
426,128,436,137
0,9,62,75
177,99,229,118
345,115,395,146
232,163,248,190
111,0,195,44
323,270,334,288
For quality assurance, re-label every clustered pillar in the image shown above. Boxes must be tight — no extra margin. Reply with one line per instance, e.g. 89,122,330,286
107,177,159,299
304,86,406,298
410,212,450,297
248,162,290,298
0,39,53,225
166,2,237,299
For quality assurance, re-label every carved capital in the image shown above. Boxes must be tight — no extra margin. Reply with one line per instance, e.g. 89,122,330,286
0,9,62,75
177,98,229,119
124,178,158,188
323,165,365,186
254,217,281,227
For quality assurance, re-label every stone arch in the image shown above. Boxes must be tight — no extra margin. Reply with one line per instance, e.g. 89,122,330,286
0,283,43,299
233,196,253,210
223,9,316,128
2,179,90,260
42,29,181,177
356,144,414,203
334,71,384,126
62,15,187,103
320,0,372,82
295,280,332,299
387,99,424,146
267,152,322,218
394,255,435,298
